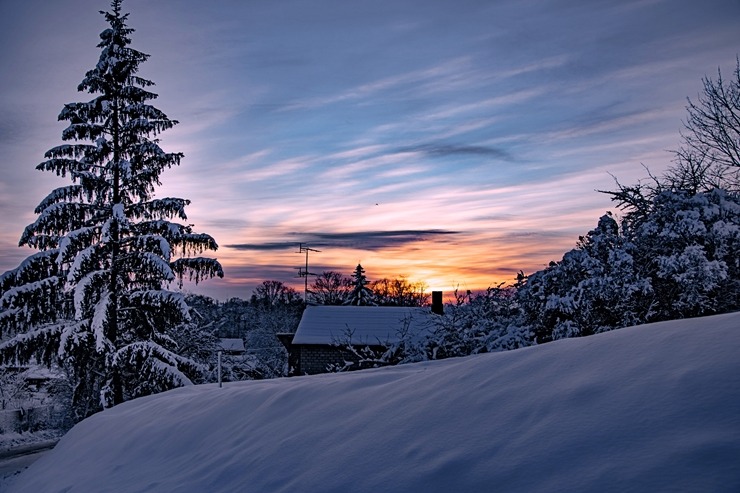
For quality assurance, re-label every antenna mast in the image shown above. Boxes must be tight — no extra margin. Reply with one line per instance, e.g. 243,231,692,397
297,243,320,302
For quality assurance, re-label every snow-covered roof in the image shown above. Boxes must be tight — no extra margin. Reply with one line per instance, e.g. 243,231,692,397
22,366,63,380
291,305,436,345
219,338,246,353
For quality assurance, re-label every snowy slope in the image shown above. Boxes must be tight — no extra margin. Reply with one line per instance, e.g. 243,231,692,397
10,312,740,493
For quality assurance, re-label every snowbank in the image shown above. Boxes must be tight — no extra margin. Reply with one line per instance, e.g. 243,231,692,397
10,312,740,493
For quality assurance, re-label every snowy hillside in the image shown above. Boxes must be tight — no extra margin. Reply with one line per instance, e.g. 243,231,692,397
10,312,740,493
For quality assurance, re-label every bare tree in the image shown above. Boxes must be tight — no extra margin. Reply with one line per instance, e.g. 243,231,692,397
309,271,351,305
371,277,429,307
674,57,740,192
250,280,301,307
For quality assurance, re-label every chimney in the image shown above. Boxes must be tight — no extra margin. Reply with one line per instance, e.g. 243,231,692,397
431,291,444,315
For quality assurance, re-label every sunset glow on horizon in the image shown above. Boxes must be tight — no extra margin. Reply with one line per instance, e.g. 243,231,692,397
1,0,738,300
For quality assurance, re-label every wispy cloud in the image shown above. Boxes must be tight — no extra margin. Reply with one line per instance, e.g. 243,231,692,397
393,143,515,161
1,0,736,299
227,229,461,252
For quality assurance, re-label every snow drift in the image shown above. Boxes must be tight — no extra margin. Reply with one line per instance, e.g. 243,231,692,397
10,312,740,493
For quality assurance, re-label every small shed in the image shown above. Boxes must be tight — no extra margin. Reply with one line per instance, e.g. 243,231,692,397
218,338,246,356
282,305,438,375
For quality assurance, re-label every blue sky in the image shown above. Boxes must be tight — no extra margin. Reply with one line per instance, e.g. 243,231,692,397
0,0,738,300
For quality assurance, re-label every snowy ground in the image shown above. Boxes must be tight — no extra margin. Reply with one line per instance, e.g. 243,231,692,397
7,312,740,493
0,422,63,489
0,446,55,489
0,430,62,452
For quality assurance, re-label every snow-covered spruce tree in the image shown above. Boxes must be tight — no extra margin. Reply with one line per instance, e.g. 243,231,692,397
0,0,223,421
344,264,376,306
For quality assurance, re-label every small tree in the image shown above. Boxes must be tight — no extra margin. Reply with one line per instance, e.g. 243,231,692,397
344,264,376,306
0,0,222,421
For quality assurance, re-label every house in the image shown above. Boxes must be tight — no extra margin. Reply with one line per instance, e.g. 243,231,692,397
279,292,444,375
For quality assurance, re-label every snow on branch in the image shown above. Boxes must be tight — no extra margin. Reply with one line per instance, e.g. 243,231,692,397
34,185,85,213
120,252,175,282
122,103,168,121
0,322,64,367
170,257,224,285
0,250,59,291
21,202,98,247
62,122,107,142
109,341,198,392
120,86,158,103
121,234,171,260
129,140,166,159
43,144,99,160
67,245,103,284
0,276,61,309
128,290,191,323
92,291,114,353
171,233,219,256
57,226,100,266
37,158,87,179
73,270,109,319
128,198,190,221
101,206,131,243
132,220,190,239
58,320,90,359
122,117,155,134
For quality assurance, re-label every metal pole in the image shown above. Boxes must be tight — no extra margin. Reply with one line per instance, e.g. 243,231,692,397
305,247,309,301
218,350,222,388
297,243,320,302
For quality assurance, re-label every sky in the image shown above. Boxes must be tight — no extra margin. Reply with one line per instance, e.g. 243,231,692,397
0,0,738,300
6,311,740,492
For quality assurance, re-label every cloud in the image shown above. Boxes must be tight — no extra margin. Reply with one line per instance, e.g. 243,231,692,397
225,242,300,252
393,143,515,161
227,229,461,252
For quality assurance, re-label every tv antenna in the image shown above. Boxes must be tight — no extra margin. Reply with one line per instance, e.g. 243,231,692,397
297,243,320,302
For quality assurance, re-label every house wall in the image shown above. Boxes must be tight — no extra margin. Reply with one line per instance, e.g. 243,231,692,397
295,345,387,375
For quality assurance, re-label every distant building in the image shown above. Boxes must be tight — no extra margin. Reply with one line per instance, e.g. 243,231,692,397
218,338,246,356
279,293,444,375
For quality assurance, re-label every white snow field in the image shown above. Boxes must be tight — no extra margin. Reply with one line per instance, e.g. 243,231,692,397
9,312,740,493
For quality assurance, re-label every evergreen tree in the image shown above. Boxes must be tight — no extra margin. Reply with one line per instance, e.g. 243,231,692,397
344,264,376,306
0,0,223,421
